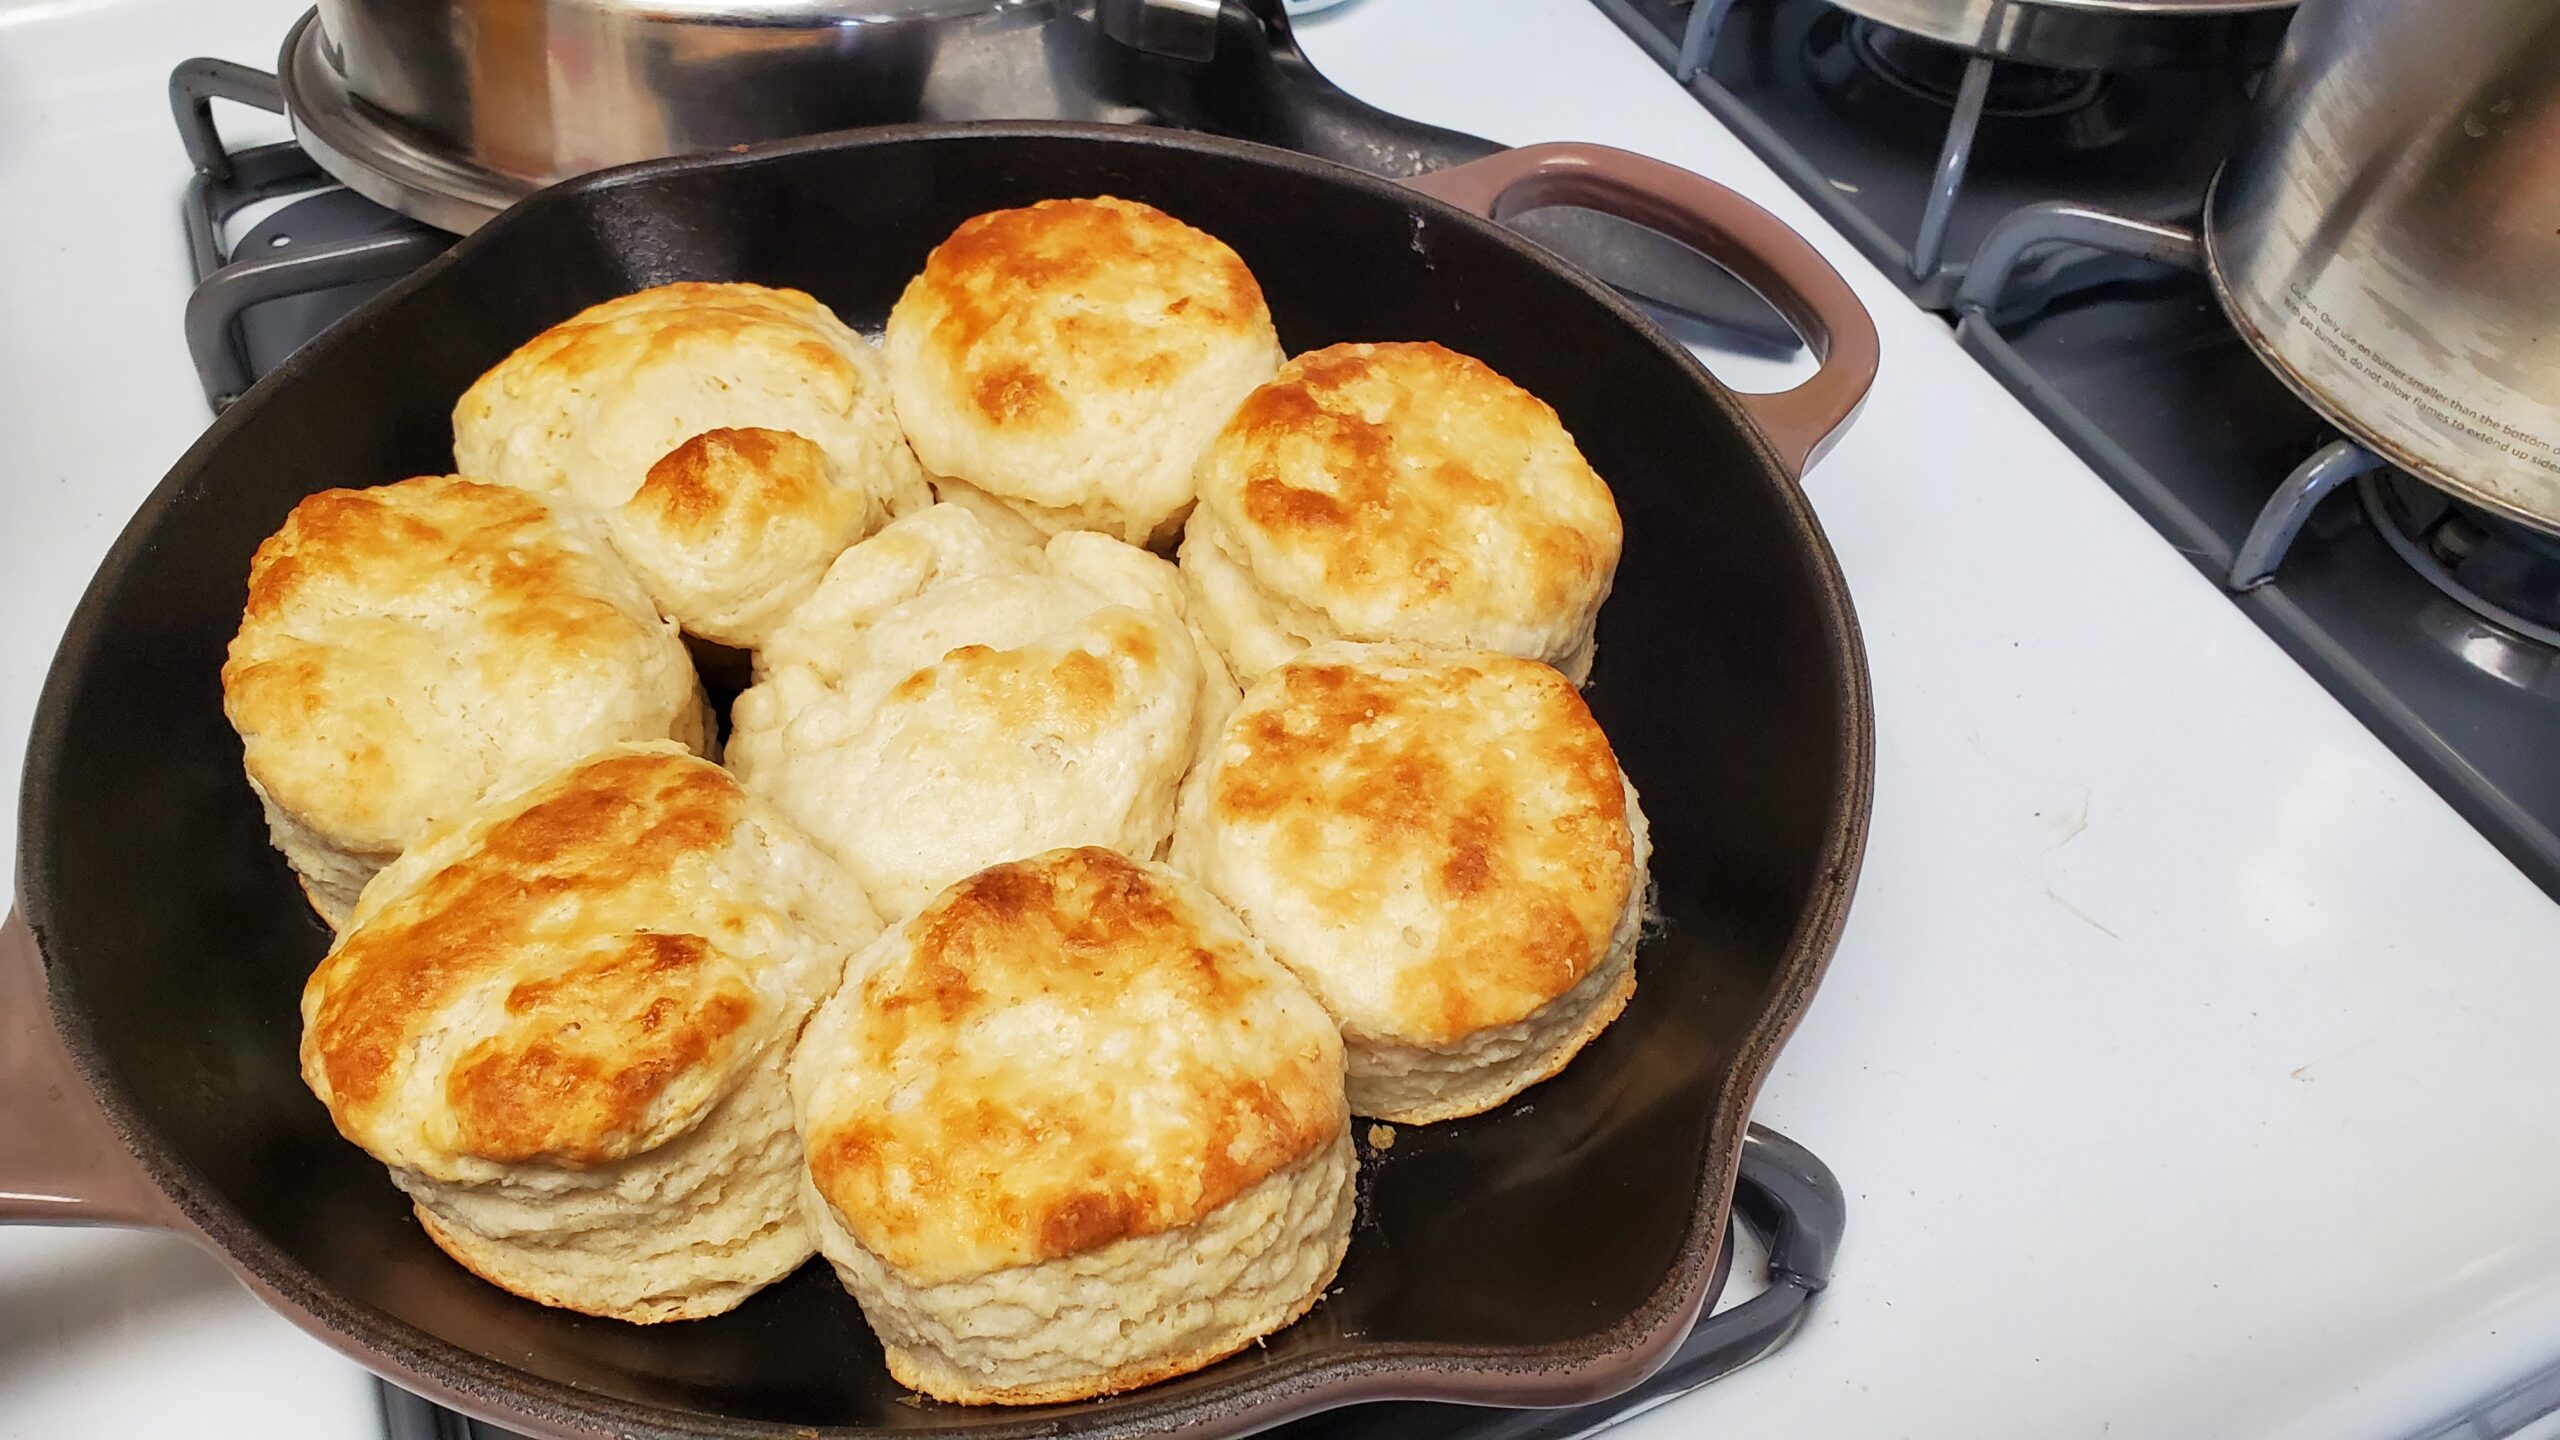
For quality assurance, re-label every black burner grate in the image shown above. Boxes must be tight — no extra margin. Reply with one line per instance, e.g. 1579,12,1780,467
171,58,448,412
1589,0,2264,297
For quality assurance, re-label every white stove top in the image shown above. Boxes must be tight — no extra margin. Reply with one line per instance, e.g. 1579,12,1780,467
7,2,2560,1437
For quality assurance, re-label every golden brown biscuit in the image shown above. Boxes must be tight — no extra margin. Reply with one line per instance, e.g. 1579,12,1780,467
791,847,1352,1403
301,744,882,1323
603,427,878,648
221,476,708,927
884,197,1283,547
1170,644,1648,1123
452,282,928,633
1180,341,1622,682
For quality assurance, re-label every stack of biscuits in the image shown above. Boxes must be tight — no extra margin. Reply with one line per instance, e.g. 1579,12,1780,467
224,194,1644,1406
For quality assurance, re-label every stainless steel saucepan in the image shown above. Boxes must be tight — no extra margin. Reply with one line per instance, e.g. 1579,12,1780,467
1958,0,2560,540
2204,0,2560,535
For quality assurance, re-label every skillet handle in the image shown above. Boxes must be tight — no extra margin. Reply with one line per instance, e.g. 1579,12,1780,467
1407,143,1879,476
0,908,182,1228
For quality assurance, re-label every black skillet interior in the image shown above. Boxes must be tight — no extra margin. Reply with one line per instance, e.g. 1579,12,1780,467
21,125,1859,1436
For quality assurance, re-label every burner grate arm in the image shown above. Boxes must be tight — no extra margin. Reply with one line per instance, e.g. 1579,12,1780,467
1950,201,2202,316
2228,440,2385,591
1674,0,1740,80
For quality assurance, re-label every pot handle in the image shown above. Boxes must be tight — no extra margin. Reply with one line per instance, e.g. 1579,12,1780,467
0,909,183,1228
1407,143,1879,476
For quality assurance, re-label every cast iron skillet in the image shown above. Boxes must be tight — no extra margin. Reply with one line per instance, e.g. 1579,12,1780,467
0,123,1876,1439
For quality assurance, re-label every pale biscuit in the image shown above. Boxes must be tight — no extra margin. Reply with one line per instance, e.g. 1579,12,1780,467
1171,644,1649,1123
221,476,709,928
728,502,1233,920
883,197,1283,548
791,847,1352,1403
299,745,883,1322
1181,341,1622,682
452,282,928,632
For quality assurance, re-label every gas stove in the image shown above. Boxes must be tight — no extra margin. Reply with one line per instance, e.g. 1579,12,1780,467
22,2,2560,1439
1593,0,2560,905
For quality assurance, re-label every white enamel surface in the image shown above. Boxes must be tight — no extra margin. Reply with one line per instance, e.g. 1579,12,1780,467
3,0,2559,1436
1295,3,2560,1437
0,3,383,1436
0,1228,379,1439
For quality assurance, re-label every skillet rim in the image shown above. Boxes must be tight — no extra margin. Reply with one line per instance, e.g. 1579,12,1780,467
16,118,1873,1440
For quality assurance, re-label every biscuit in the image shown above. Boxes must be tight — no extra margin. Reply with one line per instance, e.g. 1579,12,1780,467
222,476,709,927
1180,341,1622,682
602,427,879,649
729,502,1234,920
1171,644,1648,1123
452,282,928,633
791,847,1352,1403
883,197,1283,548
299,745,883,1322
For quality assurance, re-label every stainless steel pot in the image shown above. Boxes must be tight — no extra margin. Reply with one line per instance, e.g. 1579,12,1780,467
2205,0,2560,534
1820,0,2294,69
274,0,1806,351
289,0,1227,231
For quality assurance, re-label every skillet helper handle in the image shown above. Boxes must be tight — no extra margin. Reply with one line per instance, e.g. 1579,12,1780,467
1406,143,1879,476
1672,1124,1844,1375
0,909,180,1228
